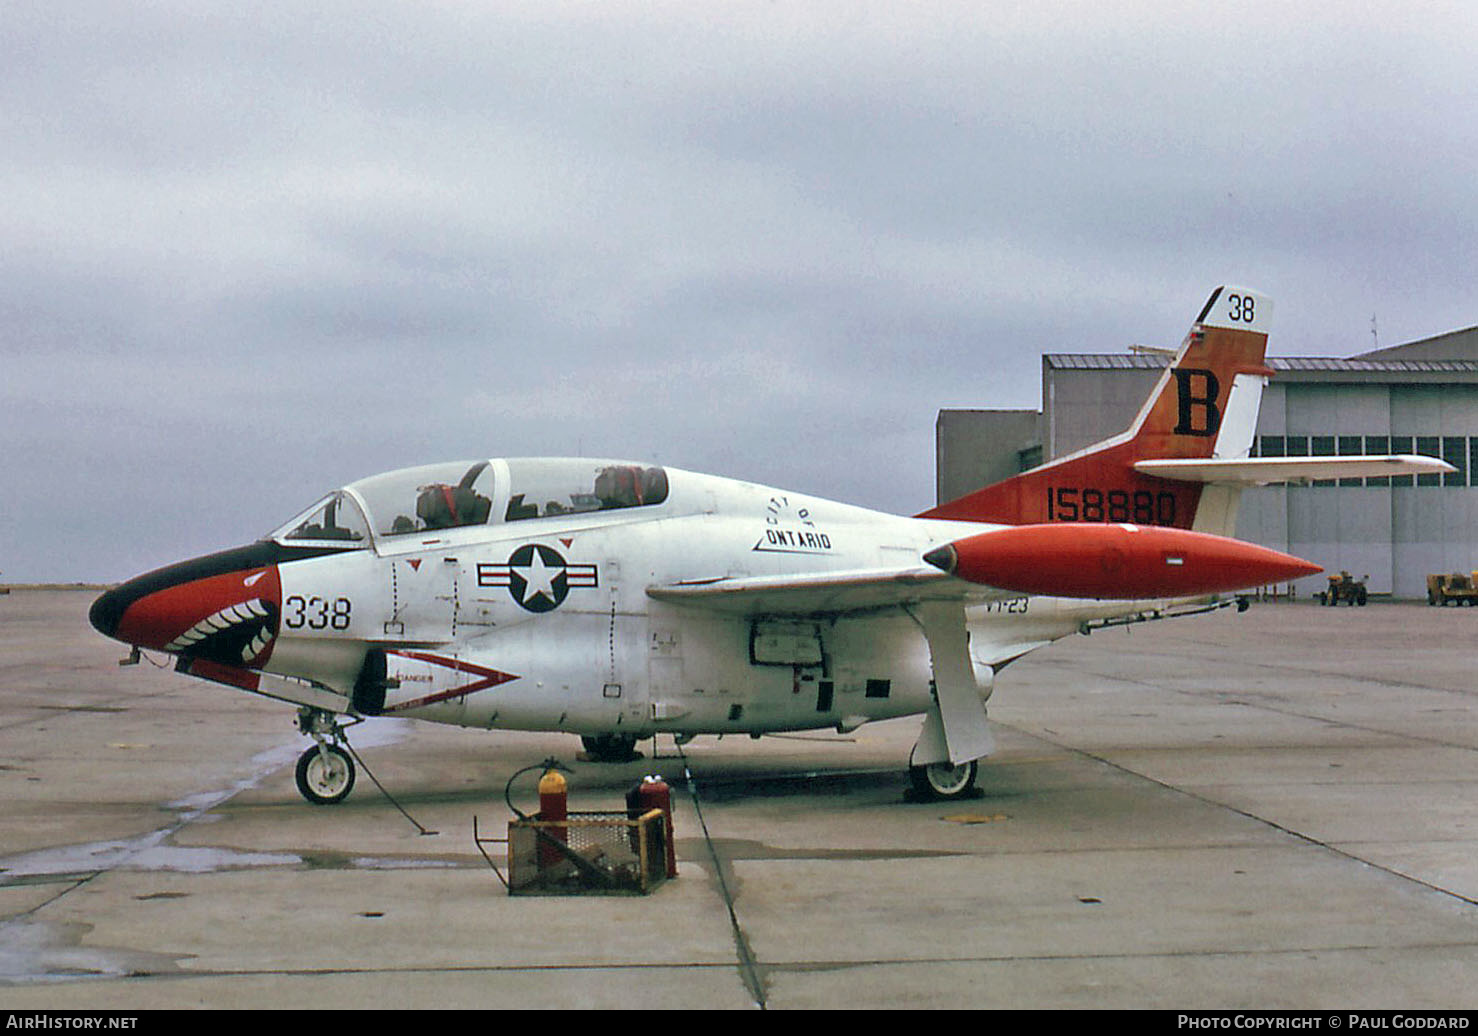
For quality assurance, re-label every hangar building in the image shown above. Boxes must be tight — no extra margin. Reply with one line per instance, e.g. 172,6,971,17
936,325,1478,599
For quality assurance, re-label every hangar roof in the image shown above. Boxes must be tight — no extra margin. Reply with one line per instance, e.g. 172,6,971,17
1046,354,1478,372
1357,324,1478,362
1045,354,1478,382
1047,323,1478,379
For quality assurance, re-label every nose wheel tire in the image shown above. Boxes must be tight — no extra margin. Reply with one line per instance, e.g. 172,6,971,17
909,759,979,800
296,743,356,805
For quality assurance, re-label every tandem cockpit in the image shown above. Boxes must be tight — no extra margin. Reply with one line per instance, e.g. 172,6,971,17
268,458,672,549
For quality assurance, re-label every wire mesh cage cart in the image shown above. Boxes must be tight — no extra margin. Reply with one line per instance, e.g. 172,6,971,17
478,809,670,896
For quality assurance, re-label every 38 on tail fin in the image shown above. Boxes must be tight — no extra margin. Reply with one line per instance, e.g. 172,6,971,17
919,286,1274,533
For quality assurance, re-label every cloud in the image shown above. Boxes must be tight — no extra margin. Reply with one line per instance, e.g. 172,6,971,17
3,1,1475,580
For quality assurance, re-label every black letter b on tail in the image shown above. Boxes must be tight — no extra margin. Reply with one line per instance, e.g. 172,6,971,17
1173,368,1221,437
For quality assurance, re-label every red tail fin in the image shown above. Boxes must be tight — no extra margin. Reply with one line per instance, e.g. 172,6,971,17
919,287,1272,530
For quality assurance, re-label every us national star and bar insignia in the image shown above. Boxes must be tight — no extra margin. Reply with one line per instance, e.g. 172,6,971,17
476,544,599,612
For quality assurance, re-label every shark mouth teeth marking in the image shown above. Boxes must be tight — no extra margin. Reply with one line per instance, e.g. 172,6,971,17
165,599,276,663
243,628,274,663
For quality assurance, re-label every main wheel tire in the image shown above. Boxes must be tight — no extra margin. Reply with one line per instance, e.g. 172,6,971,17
295,744,355,805
909,759,979,800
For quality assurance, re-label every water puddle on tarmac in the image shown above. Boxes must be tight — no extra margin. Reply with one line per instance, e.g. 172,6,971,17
0,723,434,882
0,919,183,985
0,721,451,983
1,742,308,883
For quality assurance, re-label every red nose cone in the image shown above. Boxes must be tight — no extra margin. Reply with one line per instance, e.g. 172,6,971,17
116,568,279,645
96,562,282,668
930,523,1321,599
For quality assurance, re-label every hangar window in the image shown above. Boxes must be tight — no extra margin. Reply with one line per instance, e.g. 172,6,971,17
1390,437,1415,486
502,459,669,522
1443,437,1467,487
1416,437,1442,486
1338,436,1364,487
1365,436,1391,486
1311,436,1336,486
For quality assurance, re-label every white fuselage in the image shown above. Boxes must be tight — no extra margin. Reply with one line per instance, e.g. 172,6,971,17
266,464,1183,740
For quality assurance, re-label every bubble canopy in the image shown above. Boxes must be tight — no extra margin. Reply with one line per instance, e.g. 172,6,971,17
267,459,670,547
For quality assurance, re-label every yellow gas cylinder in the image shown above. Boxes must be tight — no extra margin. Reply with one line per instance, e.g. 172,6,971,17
537,768,567,870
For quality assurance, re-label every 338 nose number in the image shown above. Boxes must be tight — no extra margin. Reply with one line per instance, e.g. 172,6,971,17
282,594,353,630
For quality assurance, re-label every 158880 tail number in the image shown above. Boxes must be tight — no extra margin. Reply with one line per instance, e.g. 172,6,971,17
1046,487,1177,525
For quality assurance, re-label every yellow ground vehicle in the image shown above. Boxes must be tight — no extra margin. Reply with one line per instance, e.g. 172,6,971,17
1426,572,1478,606
1319,571,1368,606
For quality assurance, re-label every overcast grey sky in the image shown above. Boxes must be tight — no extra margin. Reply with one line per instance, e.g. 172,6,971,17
3,1,1475,583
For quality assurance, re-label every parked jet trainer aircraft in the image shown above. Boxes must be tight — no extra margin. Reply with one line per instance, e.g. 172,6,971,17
90,287,1452,803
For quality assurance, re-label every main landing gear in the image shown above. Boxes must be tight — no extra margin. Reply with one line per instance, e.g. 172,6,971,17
295,708,357,805
908,758,980,801
579,733,642,763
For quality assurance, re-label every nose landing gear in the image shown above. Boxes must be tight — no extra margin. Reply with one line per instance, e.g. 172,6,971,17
295,707,358,805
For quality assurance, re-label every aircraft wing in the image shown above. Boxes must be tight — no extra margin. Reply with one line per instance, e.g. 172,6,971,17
648,565,1005,766
1134,455,1454,485
645,564,1016,617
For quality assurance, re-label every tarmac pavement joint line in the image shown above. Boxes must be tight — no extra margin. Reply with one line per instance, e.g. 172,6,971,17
1006,720,1478,910
677,744,769,1010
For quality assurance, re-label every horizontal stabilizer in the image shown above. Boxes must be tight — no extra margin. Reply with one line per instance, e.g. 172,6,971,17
1134,454,1455,486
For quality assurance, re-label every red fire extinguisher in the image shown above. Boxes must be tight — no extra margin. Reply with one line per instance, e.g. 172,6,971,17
633,775,676,878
